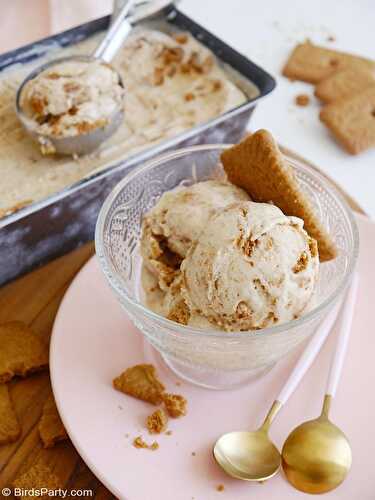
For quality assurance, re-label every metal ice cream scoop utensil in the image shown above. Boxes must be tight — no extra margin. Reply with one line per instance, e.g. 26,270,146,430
213,300,342,482
113,0,179,24
16,0,175,156
281,272,358,494
16,0,134,156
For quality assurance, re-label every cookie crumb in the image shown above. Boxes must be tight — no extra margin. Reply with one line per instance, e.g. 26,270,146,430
293,251,309,273
133,435,159,451
173,33,188,45
295,94,310,106
191,451,196,456
165,430,173,436
216,484,225,492
153,68,164,86
133,436,148,449
163,393,188,418
185,92,196,102
146,408,168,434
327,35,336,42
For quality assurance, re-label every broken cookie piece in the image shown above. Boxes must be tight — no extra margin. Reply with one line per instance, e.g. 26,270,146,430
0,384,21,445
146,408,168,434
113,364,165,405
13,462,62,491
221,129,337,261
38,395,68,448
0,321,49,383
163,393,188,418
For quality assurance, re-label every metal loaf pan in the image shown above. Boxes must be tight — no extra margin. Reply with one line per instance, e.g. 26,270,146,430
0,6,276,286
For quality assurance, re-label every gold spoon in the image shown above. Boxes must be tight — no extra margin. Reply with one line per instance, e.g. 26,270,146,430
213,302,341,482
282,272,359,494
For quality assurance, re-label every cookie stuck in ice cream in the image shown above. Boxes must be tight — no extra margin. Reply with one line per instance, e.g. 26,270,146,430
221,129,337,261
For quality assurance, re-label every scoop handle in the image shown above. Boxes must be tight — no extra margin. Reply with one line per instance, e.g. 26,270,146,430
276,301,341,406
94,0,134,62
326,272,359,397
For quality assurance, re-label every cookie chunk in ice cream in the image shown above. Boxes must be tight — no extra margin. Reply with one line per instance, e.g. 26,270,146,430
140,180,250,290
181,201,319,331
20,60,124,145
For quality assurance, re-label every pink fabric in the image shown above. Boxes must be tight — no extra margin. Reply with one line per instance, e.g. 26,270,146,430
0,0,112,54
0,0,50,53
49,0,112,33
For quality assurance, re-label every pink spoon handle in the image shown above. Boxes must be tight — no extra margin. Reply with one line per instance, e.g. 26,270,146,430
326,272,359,397
276,302,341,406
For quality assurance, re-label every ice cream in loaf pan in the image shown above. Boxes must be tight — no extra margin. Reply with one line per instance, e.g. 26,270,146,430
0,29,250,213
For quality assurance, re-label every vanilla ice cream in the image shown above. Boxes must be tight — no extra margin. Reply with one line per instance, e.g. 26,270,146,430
140,180,250,290
21,60,124,140
141,180,319,332
141,267,213,329
181,201,319,331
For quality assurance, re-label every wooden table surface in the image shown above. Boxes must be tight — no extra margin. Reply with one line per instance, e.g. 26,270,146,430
0,150,365,499
0,242,116,499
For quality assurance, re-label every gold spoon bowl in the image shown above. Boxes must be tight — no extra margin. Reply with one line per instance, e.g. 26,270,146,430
282,395,352,494
213,402,282,481
282,273,358,494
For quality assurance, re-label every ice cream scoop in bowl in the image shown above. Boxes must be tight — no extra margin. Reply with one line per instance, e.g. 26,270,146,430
15,0,137,156
16,55,125,156
95,145,358,390
16,0,176,156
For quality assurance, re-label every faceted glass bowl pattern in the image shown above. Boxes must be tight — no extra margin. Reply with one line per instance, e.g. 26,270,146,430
95,145,359,389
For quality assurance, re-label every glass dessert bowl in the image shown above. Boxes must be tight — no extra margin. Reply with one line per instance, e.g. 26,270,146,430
95,145,359,390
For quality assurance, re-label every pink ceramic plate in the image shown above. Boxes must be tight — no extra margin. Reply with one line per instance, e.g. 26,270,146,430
50,213,374,500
